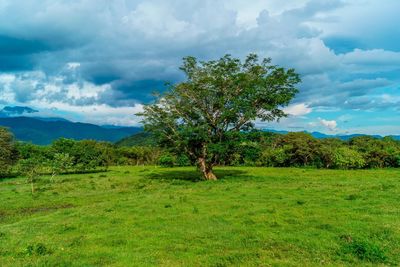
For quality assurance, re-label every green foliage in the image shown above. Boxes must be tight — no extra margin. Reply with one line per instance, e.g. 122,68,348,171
176,154,191,166
139,54,300,179
17,158,43,194
276,132,318,166
25,243,52,256
317,138,346,168
0,127,18,176
339,235,387,263
349,136,399,168
6,131,400,175
260,147,288,167
115,132,156,147
50,153,74,181
51,139,115,172
332,147,365,169
116,146,161,165
158,153,176,167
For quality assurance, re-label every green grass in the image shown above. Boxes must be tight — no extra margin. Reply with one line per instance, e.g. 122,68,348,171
1,166,399,266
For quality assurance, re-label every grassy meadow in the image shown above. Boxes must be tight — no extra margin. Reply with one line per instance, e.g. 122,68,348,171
0,166,399,266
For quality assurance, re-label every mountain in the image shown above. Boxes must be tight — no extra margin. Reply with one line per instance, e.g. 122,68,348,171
0,106,38,117
32,117,70,122
0,117,142,145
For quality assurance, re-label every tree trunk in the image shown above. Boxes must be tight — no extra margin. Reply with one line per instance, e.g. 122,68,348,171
198,157,217,180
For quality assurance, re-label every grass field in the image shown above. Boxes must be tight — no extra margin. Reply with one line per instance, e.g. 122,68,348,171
0,166,399,266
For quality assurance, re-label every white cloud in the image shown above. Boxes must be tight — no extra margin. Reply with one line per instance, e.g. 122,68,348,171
283,103,312,116
28,101,144,126
319,118,337,131
67,62,81,70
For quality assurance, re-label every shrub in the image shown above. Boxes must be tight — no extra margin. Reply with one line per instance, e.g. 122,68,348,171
158,153,176,167
275,132,320,166
176,155,191,166
260,147,288,167
333,147,365,169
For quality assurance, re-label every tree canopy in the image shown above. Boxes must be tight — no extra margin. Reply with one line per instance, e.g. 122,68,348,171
0,127,18,176
138,54,300,179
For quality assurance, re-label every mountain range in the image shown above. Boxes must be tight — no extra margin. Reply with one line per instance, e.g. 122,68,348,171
0,106,142,145
0,116,141,145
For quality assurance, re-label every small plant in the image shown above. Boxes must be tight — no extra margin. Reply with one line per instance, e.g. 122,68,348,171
345,194,358,200
18,158,42,195
339,235,387,263
25,243,52,256
296,200,305,205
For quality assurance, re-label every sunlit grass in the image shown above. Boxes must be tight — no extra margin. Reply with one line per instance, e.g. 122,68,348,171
0,166,399,266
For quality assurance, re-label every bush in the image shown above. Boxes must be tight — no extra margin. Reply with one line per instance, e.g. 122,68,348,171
275,132,320,167
260,147,288,167
333,147,365,169
176,155,191,166
158,153,176,167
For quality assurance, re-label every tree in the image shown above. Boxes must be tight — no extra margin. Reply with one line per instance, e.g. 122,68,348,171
49,153,74,182
0,127,18,176
138,54,300,180
275,132,319,167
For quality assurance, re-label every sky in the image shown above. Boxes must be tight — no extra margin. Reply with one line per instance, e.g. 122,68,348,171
0,0,399,135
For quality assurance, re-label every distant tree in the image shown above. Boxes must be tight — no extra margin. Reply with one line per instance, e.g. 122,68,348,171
332,147,365,169
318,138,346,168
16,142,51,162
51,139,114,172
0,127,18,176
276,132,320,167
139,54,300,179
49,153,74,182
350,136,390,168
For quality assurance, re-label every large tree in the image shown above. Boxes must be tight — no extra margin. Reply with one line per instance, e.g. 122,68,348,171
138,54,300,180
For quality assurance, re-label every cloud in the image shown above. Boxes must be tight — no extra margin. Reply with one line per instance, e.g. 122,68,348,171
319,118,337,131
0,0,399,130
283,103,312,116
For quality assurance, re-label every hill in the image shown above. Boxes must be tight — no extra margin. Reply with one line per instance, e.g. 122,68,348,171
0,117,141,145
115,132,156,147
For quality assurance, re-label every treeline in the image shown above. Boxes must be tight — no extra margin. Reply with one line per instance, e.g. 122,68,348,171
0,127,162,177
224,131,400,169
1,127,400,178
143,131,400,169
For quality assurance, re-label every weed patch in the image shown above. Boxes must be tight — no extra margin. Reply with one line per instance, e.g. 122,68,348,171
339,235,387,263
